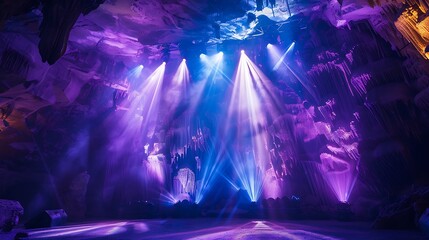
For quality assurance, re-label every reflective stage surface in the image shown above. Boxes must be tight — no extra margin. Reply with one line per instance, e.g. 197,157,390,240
5,219,426,240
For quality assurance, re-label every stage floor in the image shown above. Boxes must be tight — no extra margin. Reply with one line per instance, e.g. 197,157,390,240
3,219,427,240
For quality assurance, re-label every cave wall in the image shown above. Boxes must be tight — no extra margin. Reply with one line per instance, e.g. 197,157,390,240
0,0,429,220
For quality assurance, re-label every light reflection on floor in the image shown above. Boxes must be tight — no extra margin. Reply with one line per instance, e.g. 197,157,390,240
20,221,149,239
12,219,426,240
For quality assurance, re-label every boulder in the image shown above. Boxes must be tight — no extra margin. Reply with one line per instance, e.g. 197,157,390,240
419,208,429,236
373,187,429,229
0,199,24,232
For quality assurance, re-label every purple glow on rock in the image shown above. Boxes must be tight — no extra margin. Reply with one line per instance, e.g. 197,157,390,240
313,104,359,202
263,167,287,199
318,100,359,202
319,150,358,202
307,61,354,103
173,168,196,198
351,73,372,97
147,154,167,184
320,153,351,174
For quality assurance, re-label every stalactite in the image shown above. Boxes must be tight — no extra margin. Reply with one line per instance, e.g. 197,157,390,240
307,60,354,102
367,3,429,81
417,17,429,39
317,99,336,123
0,48,30,78
316,51,339,62
407,0,429,12
351,73,373,96
394,5,429,59
343,142,360,162
37,0,106,64
363,101,421,138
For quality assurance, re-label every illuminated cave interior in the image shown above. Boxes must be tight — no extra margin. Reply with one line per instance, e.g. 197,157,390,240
1,0,429,239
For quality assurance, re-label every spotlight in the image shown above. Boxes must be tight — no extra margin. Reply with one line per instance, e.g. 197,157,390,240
266,44,272,49
182,58,186,62
139,64,144,68
162,62,166,65
241,50,245,54
200,54,208,63
286,42,296,54
215,52,224,62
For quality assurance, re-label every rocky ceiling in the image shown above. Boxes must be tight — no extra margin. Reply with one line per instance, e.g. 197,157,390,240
1,0,413,65
1,0,243,64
